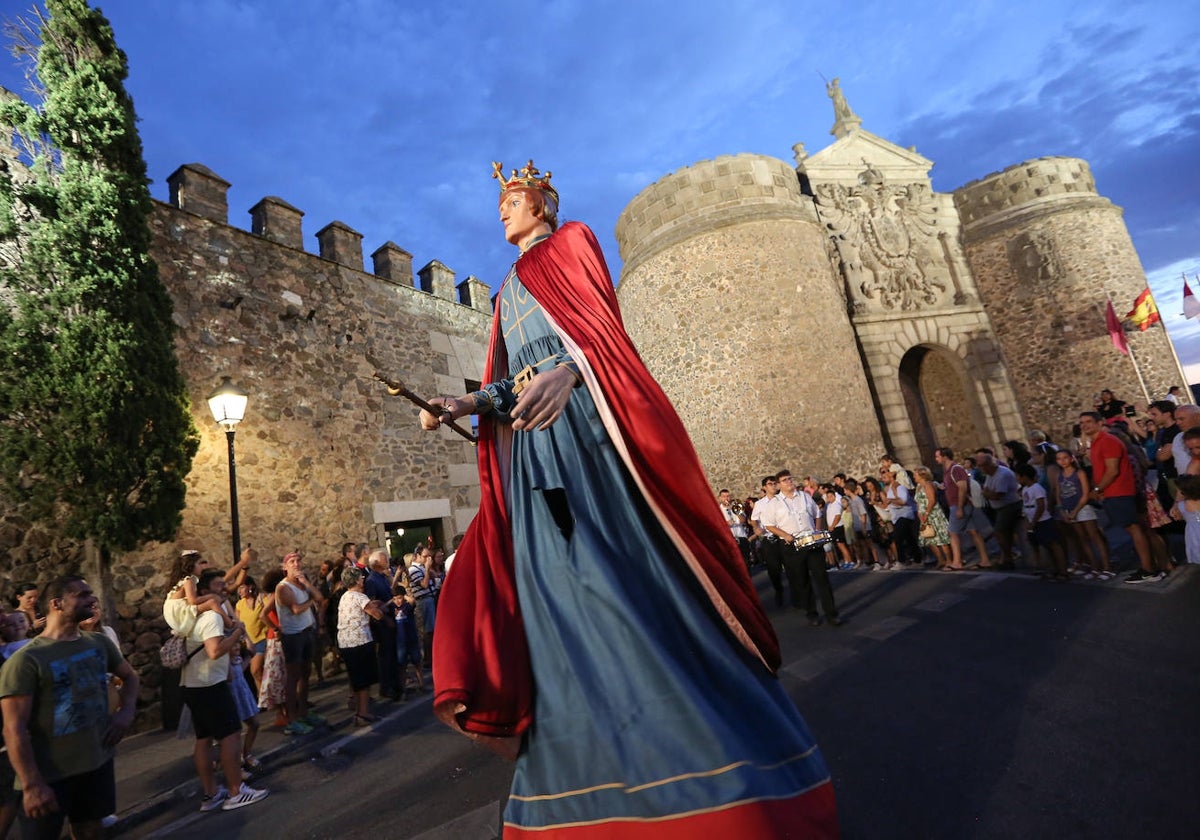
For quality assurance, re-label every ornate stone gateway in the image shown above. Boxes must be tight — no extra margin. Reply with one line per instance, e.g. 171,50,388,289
798,101,1025,468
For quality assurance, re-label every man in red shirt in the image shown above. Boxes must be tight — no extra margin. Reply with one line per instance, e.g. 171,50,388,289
1079,412,1168,583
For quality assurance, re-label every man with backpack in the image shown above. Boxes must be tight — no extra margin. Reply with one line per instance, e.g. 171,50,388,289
935,447,992,570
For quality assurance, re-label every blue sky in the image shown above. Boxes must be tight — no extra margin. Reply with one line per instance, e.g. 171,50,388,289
3,0,1199,379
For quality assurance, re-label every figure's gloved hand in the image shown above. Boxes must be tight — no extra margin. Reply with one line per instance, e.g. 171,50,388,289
420,397,465,431
511,366,575,432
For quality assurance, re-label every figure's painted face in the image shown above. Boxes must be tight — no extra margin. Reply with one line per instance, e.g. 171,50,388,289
499,189,544,247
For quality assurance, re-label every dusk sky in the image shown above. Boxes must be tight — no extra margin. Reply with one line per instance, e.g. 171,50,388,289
3,0,1198,382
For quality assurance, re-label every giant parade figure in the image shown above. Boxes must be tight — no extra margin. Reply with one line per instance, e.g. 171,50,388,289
417,160,839,838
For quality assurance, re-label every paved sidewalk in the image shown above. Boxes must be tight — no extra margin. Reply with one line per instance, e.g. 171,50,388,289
109,669,431,835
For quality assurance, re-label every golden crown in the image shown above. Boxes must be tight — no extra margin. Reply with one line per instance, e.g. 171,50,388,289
492,159,558,205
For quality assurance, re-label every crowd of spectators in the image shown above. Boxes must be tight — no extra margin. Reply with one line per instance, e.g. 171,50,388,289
0,534,457,828
720,388,1195,603
154,537,456,813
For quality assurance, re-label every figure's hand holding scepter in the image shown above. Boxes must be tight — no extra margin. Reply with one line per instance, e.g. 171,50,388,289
370,361,477,445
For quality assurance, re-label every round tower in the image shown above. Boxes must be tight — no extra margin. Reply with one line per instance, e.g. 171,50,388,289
615,153,884,491
954,157,1180,432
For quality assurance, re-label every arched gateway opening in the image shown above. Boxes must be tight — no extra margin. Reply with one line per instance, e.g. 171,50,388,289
898,344,985,469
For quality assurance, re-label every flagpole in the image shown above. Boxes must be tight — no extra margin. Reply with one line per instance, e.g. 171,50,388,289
1159,272,1194,403
1107,290,1151,405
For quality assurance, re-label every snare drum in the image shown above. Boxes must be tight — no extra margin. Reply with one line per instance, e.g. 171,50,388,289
793,530,833,549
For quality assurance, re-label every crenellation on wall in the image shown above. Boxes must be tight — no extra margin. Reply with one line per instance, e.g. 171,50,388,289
457,274,492,314
249,195,304,250
418,260,456,302
371,241,414,287
315,220,364,271
954,157,1105,231
166,163,230,223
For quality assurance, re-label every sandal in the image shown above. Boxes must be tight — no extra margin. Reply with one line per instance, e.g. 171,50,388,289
353,714,379,726
243,754,264,772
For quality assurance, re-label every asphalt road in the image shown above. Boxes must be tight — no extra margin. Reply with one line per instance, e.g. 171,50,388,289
126,564,1200,840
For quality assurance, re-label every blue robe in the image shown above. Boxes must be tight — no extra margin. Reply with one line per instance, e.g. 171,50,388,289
489,267,833,834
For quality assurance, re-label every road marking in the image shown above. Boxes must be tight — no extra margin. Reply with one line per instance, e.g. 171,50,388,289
781,646,857,681
855,616,918,641
142,809,204,838
962,572,1006,589
408,800,502,839
915,592,967,612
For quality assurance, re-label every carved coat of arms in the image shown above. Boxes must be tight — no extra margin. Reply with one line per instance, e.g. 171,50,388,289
814,166,947,312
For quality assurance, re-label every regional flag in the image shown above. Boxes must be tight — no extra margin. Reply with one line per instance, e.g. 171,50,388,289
1183,276,1200,320
1106,300,1129,355
1126,288,1160,331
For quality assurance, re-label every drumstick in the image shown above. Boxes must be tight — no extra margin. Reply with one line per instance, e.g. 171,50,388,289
369,364,477,445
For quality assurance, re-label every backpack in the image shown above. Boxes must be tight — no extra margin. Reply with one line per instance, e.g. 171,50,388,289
159,595,200,669
968,476,985,508
158,634,203,669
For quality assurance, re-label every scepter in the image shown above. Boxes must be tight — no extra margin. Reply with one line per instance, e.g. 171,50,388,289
368,357,477,445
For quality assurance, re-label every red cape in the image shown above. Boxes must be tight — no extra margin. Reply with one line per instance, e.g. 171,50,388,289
433,221,780,737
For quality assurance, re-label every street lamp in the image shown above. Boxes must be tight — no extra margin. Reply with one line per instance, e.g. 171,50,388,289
207,376,249,567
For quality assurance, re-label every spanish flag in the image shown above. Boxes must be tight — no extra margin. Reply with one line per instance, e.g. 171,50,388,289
1126,288,1160,331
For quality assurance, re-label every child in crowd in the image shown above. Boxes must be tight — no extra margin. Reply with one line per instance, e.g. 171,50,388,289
823,488,855,570
1017,464,1068,581
1173,475,1200,564
392,584,425,699
0,610,31,661
165,550,231,632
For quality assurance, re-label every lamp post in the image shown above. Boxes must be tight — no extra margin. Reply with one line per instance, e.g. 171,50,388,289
207,376,249,566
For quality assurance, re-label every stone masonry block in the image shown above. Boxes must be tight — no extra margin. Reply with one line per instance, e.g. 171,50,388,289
429,331,453,355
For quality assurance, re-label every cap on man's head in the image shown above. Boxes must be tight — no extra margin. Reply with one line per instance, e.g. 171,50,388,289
181,549,201,559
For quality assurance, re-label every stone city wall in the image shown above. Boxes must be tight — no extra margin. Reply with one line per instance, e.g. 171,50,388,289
1,163,490,727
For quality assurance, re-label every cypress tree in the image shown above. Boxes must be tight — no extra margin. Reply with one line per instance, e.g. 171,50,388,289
0,1,198,565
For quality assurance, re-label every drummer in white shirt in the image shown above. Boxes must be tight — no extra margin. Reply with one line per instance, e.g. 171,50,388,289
757,470,843,627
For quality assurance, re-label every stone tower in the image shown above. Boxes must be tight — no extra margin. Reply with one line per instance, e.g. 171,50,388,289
954,158,1181,434
615,153,884,490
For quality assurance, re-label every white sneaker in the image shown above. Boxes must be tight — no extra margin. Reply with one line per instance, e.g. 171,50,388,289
199,785,229,812
222,785,269,810
871,563,883,572
888,562,902,571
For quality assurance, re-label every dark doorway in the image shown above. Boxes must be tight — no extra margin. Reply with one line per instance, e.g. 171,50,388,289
899,345,983,469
